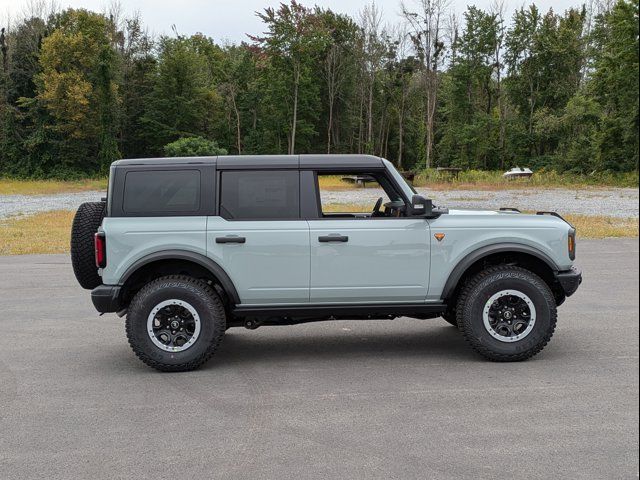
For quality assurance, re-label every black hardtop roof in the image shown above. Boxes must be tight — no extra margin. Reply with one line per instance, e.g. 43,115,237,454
113,154,384,170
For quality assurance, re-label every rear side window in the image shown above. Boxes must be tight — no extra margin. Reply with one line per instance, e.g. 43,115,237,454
123,170,200,214
220,171,299,219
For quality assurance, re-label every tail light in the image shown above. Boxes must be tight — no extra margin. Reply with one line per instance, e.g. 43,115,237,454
568,229,576,261
95,232,106,268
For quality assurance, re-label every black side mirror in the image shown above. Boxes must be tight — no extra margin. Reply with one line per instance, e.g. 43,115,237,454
410,194,448,218
410,195,433,217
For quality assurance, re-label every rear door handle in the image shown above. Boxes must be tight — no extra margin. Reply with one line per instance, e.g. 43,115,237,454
216,236,246,244
319,235,349,243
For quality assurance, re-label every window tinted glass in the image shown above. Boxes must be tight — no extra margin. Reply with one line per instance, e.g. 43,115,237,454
123,170,200,213
316,173,404,216
220,171,299,219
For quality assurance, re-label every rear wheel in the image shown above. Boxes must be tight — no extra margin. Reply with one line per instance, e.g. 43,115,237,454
126,276,226,372
456,265,557,362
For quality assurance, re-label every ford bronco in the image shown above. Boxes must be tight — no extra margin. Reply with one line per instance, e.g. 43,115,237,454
70,155,582,371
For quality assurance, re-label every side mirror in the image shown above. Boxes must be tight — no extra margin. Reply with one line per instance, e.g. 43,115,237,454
410,195,433,217
410,194,448,218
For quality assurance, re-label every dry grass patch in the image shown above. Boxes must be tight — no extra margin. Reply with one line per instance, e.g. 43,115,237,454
0,178,107,195
0,210,74,255
566,215,638,239
317,175,383,190
322,202,371,213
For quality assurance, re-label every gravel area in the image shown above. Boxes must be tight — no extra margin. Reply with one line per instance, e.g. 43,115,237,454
0,191,105,219
321,187,639,218
0,187,638,219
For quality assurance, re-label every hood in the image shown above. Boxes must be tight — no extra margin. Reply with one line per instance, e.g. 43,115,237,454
442,208,573,228
447,208,508,216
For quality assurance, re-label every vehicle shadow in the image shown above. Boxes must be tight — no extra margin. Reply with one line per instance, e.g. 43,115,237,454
203,323,476,370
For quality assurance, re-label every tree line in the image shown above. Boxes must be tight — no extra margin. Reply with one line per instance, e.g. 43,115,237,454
0,0,637,178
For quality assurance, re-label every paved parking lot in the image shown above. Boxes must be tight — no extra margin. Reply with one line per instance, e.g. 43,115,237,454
0,239,638,479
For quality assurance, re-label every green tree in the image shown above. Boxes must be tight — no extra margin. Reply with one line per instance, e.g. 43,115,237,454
251,1,330,154
589,0,639,171
32,9,121,174
164,136,227,156
141,34,221,154
217,44,258,154
316,8,360,154
438,6,502,169
7,17,47,103
505,6,586,162
117,16,156,159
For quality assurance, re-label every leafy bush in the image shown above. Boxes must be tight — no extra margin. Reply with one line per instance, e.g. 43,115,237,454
163,137,228,157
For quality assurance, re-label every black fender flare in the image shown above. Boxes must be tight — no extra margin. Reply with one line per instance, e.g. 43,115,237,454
120,250,241,305
440,243,560,300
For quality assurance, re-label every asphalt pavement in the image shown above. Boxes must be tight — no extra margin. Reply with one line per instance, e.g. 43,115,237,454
0,239,638,479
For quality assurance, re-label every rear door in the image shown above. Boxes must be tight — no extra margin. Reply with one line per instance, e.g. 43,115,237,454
305,171,430,303
207,169,310,305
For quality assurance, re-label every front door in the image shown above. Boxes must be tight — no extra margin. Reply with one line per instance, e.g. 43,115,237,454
308,218,431,303
207,170,310,305
307,171,430,303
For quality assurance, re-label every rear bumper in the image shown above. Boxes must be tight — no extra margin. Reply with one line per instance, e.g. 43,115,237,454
91,285,121,313
556,266,582,297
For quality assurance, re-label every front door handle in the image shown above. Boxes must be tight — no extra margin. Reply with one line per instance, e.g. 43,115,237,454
319,234,349,243
216,236,246,244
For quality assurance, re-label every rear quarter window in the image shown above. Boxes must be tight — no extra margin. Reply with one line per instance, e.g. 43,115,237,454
123,170,201,214
219,170,299,219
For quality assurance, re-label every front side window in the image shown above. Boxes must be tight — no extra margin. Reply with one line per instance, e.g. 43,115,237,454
220,171,300,219
123,170,200,214
316,172,406,218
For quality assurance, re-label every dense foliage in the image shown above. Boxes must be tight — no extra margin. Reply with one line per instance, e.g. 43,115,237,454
164,137,227,157
0,0,637,178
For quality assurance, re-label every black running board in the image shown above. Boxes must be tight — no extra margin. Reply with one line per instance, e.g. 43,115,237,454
232,302,447,320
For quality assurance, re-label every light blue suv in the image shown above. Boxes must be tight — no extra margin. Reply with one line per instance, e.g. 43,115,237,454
70,155,582,371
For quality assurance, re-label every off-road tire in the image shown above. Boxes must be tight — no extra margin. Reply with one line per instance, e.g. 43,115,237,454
456,265,557,362
70,201,106,289
126,276,226,372
442,308,458,326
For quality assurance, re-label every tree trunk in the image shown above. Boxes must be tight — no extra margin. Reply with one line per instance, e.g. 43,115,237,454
327,99,333,154
358,85,365,154
398,103,404,170
231,91,242,154
425,76,437,170
497,73,505,169
367,74,374,152
290,65,300,155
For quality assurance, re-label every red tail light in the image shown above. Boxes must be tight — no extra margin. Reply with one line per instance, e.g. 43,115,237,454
95,232,106,268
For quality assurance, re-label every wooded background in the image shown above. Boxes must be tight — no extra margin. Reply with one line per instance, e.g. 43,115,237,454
0,0,637,178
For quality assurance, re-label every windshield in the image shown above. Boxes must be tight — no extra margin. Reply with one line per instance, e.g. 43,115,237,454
382,159,417,197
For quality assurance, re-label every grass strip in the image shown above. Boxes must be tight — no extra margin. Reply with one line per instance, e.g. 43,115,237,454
0,209,636,256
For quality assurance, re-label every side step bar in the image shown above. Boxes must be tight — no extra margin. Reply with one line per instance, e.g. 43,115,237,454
232,303,447,319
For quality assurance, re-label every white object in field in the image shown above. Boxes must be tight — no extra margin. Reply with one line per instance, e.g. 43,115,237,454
503,167,533,179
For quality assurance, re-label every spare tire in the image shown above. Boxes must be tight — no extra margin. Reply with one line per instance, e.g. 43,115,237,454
71,201,106,290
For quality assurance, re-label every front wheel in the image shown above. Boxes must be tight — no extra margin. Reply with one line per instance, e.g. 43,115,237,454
441,307,457,327
456,266,557,362
126,276,226,372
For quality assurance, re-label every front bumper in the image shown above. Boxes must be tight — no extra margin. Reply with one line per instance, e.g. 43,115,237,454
91,285,121,313
556,266,582,297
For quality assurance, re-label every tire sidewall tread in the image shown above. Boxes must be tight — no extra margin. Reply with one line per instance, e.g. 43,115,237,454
70,201,105,290
126,275,226,372
456,265,557,362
